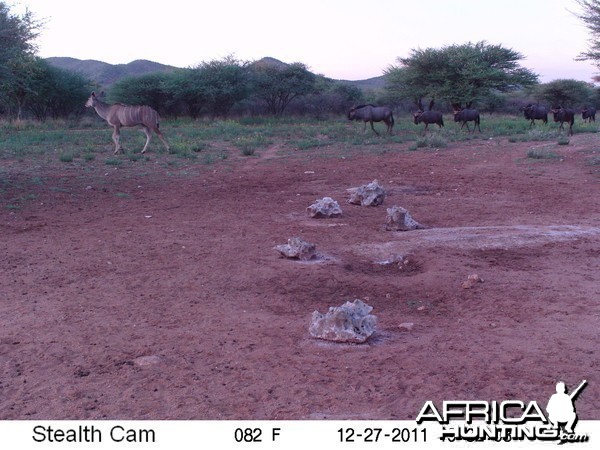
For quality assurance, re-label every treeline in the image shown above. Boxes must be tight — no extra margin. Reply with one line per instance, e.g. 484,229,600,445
5,56,598,122
0,3,91,120
1,2,598,121
0,56,92,120
0,55,367,120
105,57,365,119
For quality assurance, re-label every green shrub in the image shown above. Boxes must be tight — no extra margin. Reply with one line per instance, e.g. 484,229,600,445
59,152,74,162
527,149,560,160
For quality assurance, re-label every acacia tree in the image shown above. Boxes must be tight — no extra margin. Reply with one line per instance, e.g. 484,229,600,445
191,56,251,117
156,57,251,118
0,2,38,61
110,72,172,114
0,2,40,116
0,2,90,119
251,62,316,115
385,41,539,107
2,54,45,119
534,79,596,107
575,0,600,76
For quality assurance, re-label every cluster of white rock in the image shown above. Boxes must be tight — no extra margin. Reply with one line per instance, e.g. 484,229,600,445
274,180,425,344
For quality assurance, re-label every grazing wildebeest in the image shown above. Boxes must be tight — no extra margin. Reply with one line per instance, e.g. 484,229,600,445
452,102,481,133
348,104,394,135
551,106,575,136
413,98,444,133
522,104,548,127
85,92,170,154
582,106,596,123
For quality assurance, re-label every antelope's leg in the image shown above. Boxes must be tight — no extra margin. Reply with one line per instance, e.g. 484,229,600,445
370,121,380,136
155,128,170,152
112,126,122,154
141,126,152,154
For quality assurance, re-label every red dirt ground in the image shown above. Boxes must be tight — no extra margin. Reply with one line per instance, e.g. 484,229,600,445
1,134,599,420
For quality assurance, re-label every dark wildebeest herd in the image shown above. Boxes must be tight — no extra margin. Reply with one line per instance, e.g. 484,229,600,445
346,100,596,137
521,103,596,136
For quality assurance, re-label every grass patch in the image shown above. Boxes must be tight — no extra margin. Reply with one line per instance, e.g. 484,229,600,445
126,152,143,162
59,152,75,162
586,155,600,166
412,133,449,149
105,158,122,166
235,133,271,156
5,193,37,210
0,114,596,169
527,149,560,160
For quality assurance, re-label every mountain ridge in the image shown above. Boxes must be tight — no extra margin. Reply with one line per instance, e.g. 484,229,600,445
45,56,385,90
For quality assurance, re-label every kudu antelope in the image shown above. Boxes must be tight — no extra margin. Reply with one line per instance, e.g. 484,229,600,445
348,104,394,135
413,98,444,133
453,102,481,133
85,92,170,154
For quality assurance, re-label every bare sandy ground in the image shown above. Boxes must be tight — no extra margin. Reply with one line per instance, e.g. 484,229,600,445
1,135,598,420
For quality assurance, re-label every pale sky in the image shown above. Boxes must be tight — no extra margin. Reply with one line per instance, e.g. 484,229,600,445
9,0,599,83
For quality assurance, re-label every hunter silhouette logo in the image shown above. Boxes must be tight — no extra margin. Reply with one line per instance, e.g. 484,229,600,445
546,380,587,435
416,380,590,443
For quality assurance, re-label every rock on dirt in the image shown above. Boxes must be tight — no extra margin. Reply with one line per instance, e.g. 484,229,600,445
309,299,377,343
133,355,163,367
274,237,317,261
347,180,386,206
462,274,484,289
385,206,424,231
307,197,343,218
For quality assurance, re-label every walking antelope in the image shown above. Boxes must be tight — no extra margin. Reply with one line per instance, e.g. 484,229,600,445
452,102,481,133
348,104,395,135
413,98,444,134
85,92,170,154
551,106,575,136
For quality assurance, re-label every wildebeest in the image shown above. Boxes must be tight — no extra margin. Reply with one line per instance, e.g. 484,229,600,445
522,104,548,127
348,104,394,135
582,106,596,123
452,102,481,133
413,98,444,133
85,92,170,154
551,106,575,136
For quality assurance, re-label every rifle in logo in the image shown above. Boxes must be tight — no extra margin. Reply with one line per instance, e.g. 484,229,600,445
546,380,587,434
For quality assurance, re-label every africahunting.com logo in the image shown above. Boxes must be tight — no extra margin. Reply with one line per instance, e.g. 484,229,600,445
416,380,589,444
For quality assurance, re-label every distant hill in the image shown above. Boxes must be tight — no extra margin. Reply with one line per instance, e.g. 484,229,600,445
251,57,291,71
338,76,387,91
45,57,178,87
45,56,385,91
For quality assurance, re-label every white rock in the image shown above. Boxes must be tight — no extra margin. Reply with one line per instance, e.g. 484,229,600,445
385,206,424,231
274,237,316,261
134,355,163,367
348,180,386,206
309,299,377,343
307,197,342,218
